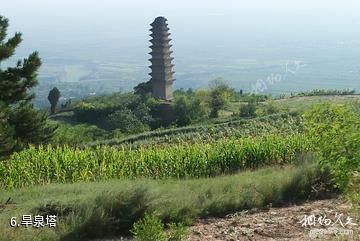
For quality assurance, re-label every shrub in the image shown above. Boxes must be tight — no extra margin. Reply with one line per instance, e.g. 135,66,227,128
107,108,149,134
264,101,280,115
239,100,257,118
50,122,108,145
167,223,188,241
303,103,360,190
131,213,166,241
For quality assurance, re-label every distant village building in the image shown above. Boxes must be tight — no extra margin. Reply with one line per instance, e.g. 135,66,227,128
149,16,175,101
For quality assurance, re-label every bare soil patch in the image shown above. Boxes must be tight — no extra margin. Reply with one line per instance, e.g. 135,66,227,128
93,198,359,241
189,198,359,241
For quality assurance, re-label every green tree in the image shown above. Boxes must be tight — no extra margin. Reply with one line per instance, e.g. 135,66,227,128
48,87,61,114
134,81,152,98
208,77,230,91
303,103,360,190
209,88,229,118
107,108,149,134
174,95,206,126
0,16,56,156
0,103,15,157
174,96,192,126
208,78,231,118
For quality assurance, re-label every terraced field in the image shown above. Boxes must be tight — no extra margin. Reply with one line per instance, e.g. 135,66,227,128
87,112,302,148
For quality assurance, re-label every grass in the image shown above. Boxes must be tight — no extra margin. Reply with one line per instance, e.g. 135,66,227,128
0,163,325,241
347,173,360,219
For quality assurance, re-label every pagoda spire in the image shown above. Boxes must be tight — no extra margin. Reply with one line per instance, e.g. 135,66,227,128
149,16,175,100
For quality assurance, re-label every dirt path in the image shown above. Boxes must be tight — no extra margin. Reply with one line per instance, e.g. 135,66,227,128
189,198,359,241
93,198,359,241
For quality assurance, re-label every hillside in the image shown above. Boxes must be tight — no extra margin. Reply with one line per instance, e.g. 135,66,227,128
48,93,360,146
0,93,359,241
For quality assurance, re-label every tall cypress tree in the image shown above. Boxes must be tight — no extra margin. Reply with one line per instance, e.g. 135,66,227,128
48,87,61,114
0,16,56,156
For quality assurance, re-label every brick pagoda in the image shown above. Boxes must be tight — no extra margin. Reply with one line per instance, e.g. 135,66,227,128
149,16,175,101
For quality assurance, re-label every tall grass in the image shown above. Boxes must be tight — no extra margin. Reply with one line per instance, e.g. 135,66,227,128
0,134,312,189
0,164,323,241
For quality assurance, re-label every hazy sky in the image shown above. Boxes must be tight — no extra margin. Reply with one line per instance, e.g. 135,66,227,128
2,0,360,96
3,0,360,62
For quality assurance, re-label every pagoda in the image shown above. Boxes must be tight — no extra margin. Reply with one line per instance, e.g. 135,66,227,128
149,16,175,101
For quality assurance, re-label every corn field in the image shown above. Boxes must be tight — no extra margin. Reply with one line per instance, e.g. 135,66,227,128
0,134,312,189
